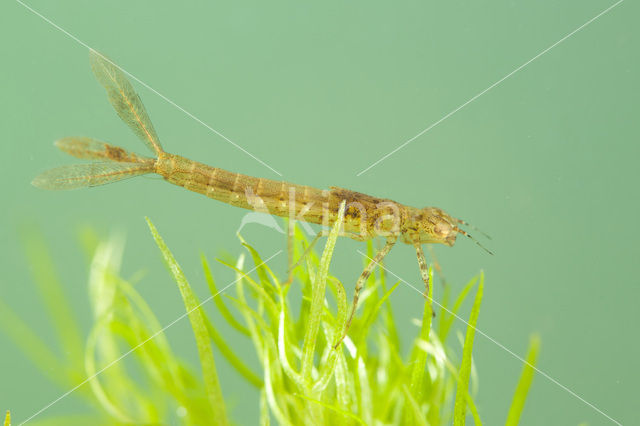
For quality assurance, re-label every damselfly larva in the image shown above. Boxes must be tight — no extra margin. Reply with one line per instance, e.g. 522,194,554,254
33,50,491,346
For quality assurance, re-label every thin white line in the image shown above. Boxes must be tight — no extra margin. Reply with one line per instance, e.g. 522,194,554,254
14,0,283,177
356,249,622,425
356,0,624,176
19,250,283,426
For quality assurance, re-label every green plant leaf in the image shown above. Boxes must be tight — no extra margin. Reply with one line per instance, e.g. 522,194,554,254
453,271,484,425
278,308,304,389
294,393,367,426
216,259,280,324
505,333,541,426
146,217,228,426
84,314,140,424
301,201,346,383
201,254,250,336
20,226,84,368
9,214,530,425
0,298,70,388
312,276,347,393
439,276,478,343
402,385,428,426
203,310,263,388
408,268,434,421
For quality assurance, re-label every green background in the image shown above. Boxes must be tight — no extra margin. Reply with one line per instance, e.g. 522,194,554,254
2,0,638,424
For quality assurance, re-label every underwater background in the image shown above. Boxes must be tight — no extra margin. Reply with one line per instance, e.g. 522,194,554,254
1,0,638,424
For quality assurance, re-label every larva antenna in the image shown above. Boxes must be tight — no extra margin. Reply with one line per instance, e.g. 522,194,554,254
454,226,494,255
455,218,492,240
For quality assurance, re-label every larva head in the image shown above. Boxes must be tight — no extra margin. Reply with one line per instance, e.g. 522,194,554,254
403,207,459,246
403,207,494,254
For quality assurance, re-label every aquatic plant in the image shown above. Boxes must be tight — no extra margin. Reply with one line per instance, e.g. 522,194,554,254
1,216,539,425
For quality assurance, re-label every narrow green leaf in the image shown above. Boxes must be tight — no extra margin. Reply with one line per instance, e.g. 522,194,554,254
201,254,250,336
278,309,304,388
260,390,270,426
240,239,278,298
263,355,292,426
409,268,434,404
379,278,401,355
355,356,373,425
313,323,340,394
84,315,140,424
203,311,263,388
312,276,347,393
358,280,399,344
84,235,156,420
20,227,84,367
0,298,70,388
146,217,228,425
333,350,353,412
294,393,367,426
402,385,428,426
453,272,484,425
301,201,346,382
467,393,482,426
230,256,267,362
439,276,478,343
76,225,101,262
328,276,348,332
505,334,541,426
115,276,188,397
216,259,280,321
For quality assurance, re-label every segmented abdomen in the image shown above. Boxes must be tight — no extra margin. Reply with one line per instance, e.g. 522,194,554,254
156,153,331,225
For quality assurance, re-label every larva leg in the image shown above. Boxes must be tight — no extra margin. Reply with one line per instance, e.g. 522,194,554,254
414,243,434,315
334,235,397,348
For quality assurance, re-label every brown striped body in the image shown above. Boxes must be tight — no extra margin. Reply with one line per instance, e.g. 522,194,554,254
155,152,420,240
34,50,468,249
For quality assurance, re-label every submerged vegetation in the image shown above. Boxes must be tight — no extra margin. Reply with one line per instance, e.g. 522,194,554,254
1,215,540,425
